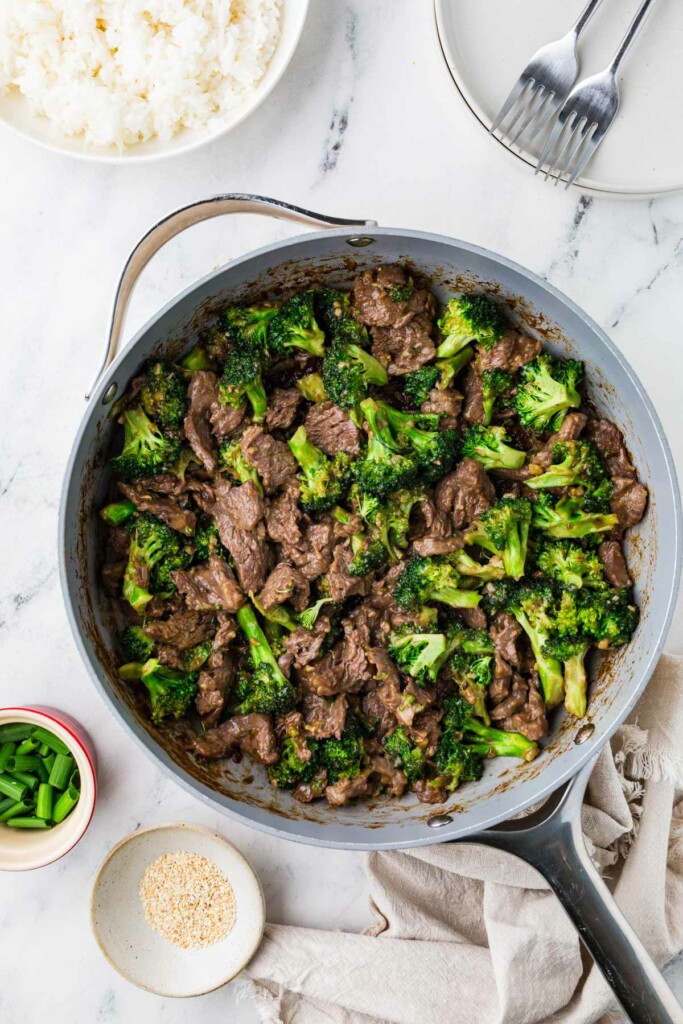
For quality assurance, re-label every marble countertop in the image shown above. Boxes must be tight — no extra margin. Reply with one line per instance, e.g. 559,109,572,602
2,2,683,1021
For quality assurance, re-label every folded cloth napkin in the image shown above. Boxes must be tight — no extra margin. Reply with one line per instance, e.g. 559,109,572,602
244,653,683,1024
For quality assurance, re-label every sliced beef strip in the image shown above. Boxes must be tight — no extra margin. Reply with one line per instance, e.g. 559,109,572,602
361,690,398,739
265,480,302,546
186,479,217,515
108,526,131,560
195,651,235,726
301,693,348,740
412,536,463,558
143,609,215,649
461,365,486,424
475,330,541,373
412,779,447,804
489,673,529,721
157,645,185,669
265,387,301,432
102,560,126,596
366,647,424,728
137,473,186,498
298,618,372,697
502,671,548,741
351,266,433,327
410,498,452,541
610,476,648,537
283,615,333,669
325,768,376,806
421,387,462,429
240,425,298,495
458,606,488,630
184,371,220,473
292,768,328,803
598,540,632,589
257,562,310,613
408,708,442,757
145,593,183,619
490,612,521,667
371,314,436,376
171,556,244,613
191,713,279,764
531,412,588,471
282,516,336,581
117,481,196,536
213,478,273,593
585,419,637,479
365,753,408,798
304,401,362,456
435,458,495,529
210,400,245,442
213,611,237,650
325,541,369,602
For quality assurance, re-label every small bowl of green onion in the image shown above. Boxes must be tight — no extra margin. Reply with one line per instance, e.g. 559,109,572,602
0,707,96,871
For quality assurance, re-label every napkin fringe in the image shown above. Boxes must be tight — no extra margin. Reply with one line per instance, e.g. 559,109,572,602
619,723,683,789
238,978,285,1023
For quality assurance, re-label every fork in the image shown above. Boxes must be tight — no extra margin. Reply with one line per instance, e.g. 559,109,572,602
536,0,659,188
490,0,604,150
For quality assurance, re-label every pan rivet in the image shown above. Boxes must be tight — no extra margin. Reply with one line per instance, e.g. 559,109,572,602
574,723,595,745
102,382,118,405
427,814,453,828
347,236,375,248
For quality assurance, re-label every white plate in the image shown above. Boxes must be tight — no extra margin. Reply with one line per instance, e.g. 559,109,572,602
434,0,683,197
91,823,265,997
0,0,309,164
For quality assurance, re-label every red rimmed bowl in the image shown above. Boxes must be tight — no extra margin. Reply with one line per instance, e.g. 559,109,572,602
0,707,97,871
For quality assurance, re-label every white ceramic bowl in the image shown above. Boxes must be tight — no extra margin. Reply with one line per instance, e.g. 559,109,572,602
0,0,309,164
91,822,265,997
0,706,97,871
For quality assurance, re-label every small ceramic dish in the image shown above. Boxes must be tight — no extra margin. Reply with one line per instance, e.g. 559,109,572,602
0,706,97,871
0,0,309,164
91,822,265,997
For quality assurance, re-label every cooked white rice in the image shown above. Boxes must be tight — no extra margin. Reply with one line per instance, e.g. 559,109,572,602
0,0,282,148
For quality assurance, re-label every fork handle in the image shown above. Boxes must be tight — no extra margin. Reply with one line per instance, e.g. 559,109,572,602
610,0,659,73
573,0,604,38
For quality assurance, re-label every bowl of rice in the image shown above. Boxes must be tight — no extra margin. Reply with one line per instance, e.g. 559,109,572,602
0,0,308,162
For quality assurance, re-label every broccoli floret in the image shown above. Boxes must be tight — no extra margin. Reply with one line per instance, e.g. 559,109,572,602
349,536,388,577
288,425,352,513
169,447,203,486
394,555,482,613
223,303,278,354
218,347,268,423
435,345,476,390
268,291,326,358
403,366,440,407
435,741,485,791
543,633,591,719
319,724,364,783
138,659,198,724
464,497,532,579
443,621,495,657
536,540,606,589
352,431,418,499
232,603,296,716
354,485,424,563
389,279,414,303
322,339,388,411
515,354,583,432
577,588,639,649
526,440,608,494
388,625,448,684
532,492,618,539
436,294,506,358
449,652,493,724
139,360,187,431
111,406,181,482
383,726,427,782
314,288,369,347
481,369,514,425
120,625,155,663
376,400,458,483
268,736,321,789
460,424,526,472
100,499,136,527
297,372,327,403
436,695,537,789
219,437,263,493
450,549,506,582
485,580,564,708
193,516,223,562
297,597,335,630
179,342,214,372
183,640,214,672
122,513,180,612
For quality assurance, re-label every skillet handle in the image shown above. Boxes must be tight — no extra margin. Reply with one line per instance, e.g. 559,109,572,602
86,194,377,399
458,757,683,1024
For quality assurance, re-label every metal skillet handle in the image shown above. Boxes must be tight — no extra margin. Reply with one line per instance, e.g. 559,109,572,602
456,757,683,1024
86,194,377,399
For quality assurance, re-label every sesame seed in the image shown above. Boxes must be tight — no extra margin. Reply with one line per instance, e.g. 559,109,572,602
139,850,236,949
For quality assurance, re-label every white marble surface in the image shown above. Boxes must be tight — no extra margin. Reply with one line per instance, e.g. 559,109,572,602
2,2,683,1021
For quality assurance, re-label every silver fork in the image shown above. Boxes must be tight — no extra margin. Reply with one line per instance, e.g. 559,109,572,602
490,0,604,150
536,0,659,188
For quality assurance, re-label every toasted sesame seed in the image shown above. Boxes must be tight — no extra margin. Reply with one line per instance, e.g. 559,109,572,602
139,850,236,949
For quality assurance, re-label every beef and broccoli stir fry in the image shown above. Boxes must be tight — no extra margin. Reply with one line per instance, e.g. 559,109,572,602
100,266,647,806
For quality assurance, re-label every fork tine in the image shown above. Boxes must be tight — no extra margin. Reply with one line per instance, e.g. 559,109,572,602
545,113,578,182
497,81,539,143
525,93,559,145
536,114,571,178
553,116,588,186
564,124,600,189
490,78,531,134
508,86,550,149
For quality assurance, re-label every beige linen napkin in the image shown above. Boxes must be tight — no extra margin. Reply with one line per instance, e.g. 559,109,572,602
244,653,683,1024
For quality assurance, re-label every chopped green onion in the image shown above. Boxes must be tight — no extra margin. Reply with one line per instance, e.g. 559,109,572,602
48,753,74,790
0,742,15,772
34,758,49,783
9,770,38,790
30,727,70,755
36,784,54,820
0,799,33,823
0,775,28,802
16,737,39,755
38,742,50,757
43,752,56,774
52,785,79,824
6,755,41,773
0,796,16,816
6,817,52,829
0,724,32,742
